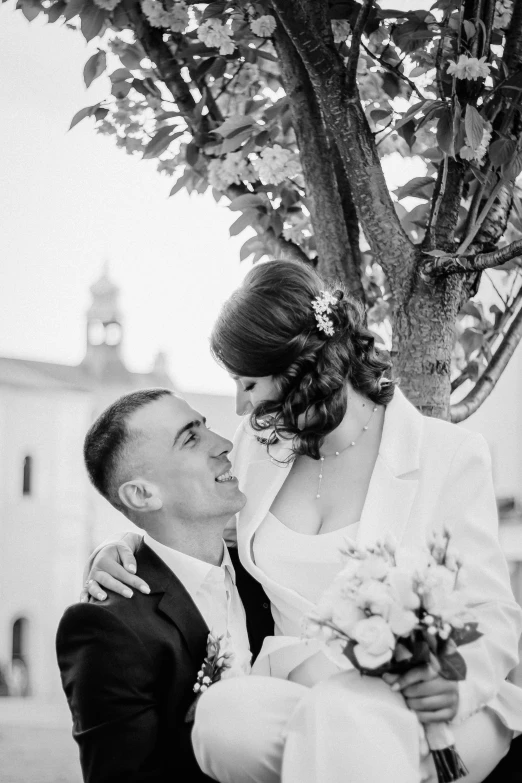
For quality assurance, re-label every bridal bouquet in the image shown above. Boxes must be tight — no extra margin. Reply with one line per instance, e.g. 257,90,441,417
304,529,481,783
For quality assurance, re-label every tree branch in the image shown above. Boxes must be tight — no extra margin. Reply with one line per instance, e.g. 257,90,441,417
274,23,365,300
346,0,374,94
422,238,522,277
451,291,522,422
271,0,415,285
361,41,425,101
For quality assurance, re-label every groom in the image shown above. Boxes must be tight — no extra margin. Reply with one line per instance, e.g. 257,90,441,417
56,388,273,783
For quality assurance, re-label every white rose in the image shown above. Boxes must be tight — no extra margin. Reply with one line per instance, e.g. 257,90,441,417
387,569,421,611
355,580,393,618
388,605,418,637
357,554,391,582
395,547,432,577
352,616,395,669
332,598,366,635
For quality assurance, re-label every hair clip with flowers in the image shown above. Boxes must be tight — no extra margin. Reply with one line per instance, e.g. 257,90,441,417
311,290,338,337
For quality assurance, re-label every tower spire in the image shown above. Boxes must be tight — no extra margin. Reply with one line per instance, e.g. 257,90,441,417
83,262,126,378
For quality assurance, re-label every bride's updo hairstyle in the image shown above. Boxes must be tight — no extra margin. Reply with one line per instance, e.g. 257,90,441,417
211,260,395,460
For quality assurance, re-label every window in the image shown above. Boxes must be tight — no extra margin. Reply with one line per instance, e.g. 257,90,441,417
22,456,32,496
10,618,30,697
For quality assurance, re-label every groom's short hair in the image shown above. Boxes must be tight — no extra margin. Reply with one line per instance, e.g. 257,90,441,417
84,388,173,510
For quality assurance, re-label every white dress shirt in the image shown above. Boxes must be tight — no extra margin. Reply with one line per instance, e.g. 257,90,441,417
143,533,251,676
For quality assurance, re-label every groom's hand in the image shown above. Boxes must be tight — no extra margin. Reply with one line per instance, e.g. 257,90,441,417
382,664,459,723
80,534,149,602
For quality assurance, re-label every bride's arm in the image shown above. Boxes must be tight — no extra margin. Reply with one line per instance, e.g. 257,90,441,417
80,531,147,602
436,431,522,723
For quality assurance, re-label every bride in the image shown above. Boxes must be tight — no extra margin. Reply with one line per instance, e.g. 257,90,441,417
84,260,522,782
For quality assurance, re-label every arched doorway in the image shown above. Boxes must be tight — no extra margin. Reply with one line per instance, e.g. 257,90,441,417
10,617,30,697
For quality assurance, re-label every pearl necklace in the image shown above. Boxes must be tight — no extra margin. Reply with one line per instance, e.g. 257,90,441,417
316,405,378,499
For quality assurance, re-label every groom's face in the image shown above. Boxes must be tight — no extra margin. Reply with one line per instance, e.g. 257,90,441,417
124,395,245,523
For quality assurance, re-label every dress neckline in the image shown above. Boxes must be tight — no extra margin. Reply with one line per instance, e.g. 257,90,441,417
266,511,359,538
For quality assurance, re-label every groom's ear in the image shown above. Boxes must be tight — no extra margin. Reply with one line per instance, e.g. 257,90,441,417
118,480,163,513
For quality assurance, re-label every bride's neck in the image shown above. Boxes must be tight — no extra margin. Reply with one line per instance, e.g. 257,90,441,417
321,388,375,455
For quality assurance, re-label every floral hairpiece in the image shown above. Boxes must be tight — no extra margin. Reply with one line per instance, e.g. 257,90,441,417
311,290,338,337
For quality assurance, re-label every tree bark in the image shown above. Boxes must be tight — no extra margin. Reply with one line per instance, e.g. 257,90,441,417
274,24,365,300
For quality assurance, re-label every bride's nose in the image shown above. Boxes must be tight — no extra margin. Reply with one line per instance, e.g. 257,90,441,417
235,389,253,416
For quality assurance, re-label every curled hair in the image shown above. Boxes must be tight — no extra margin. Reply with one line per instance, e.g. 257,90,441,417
211,261,395,460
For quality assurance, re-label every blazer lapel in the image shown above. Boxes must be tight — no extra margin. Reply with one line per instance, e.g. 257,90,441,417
357,388,423,548
238,439,294,567
135,542,209,662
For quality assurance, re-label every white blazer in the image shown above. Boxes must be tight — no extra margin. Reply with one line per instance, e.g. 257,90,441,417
229,388,522,731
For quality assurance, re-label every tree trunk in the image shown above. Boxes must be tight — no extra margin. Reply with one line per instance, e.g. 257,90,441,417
392,264,465,419
274,25,365,300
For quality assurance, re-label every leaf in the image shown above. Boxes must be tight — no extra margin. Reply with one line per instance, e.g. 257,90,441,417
94,107,108,121
394,176,435,201
83,50,106,88
45,1,67,22
63,0,86,21
119,46,143,71
439,651,467,681
489,139,517,167
80,3,106,42
214,115,255,138
240,235,264,262
109,67,131,83
465,105,484,151
436,106,455,157
143,126,182,159
185,141,199,167
20,0,42,21
371,108,392,123
424,249,448,257
229,212,254,237
502,153,522,181
169,170,190,197
451,622,483,647
397,119,416,149
200,0,225,22
111,81,131,99
463,20,475,39
220,130,252,154
394,100,426,130
69,103,99,130
229,194,265,212
460,327,485,358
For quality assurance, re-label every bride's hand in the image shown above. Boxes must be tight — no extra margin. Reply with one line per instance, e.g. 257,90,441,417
80,532,150,602
383,663,459,723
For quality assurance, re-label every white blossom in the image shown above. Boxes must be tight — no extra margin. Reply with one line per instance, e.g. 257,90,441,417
352,616,395,669
108,38,128,56
97,120,118,136
93,0,120,10
282,225,303,244
253,144,301,185
250,14,276,37
447,55,491,81
331,20,351,43
208,152,253,191
198,19,235,56
168,1,189,33
494,0,513,30
157,157,178,175
459,122,493,164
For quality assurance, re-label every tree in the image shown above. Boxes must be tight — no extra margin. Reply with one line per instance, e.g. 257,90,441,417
12,0,522,419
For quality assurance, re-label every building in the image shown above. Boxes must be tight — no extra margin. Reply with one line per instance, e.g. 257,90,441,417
0,267,238,701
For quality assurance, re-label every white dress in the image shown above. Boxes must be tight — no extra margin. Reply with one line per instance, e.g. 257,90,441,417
251,512,359,684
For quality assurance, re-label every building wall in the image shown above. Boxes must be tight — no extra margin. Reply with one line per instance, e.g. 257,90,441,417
0,386,92,700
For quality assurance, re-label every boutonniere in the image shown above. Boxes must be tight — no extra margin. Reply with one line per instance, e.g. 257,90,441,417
185,632,233,723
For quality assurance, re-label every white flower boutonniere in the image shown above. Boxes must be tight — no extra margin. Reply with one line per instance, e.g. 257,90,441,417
185,633,233,723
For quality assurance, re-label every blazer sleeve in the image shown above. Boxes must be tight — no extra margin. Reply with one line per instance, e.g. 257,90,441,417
437,432,522,723
56,603,164,783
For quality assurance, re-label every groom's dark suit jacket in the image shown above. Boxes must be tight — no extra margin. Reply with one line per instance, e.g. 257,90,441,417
56,540,273,783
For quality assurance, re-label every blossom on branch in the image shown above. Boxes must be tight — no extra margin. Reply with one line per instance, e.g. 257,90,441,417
198,19,235,56
253,144,301,185
140,0,189,32
447,55,491,81
208,152,254,190
250,15,277,37
331,20,351,43
459,123,492,163
494,0,513,30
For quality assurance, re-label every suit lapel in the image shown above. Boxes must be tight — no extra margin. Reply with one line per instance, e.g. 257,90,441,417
135,542,209,662
357,388,423,547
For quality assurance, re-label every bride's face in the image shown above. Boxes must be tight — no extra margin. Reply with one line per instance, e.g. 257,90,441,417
232,375,279,416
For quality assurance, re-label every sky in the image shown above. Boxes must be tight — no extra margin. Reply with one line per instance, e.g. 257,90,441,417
0,3,424,394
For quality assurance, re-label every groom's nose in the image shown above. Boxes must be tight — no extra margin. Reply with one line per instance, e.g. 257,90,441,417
209,430,233,457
